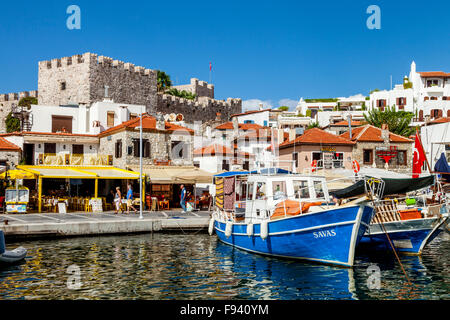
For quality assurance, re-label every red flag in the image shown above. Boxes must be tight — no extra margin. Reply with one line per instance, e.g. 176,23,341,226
412,132,426,178
209,62,212,71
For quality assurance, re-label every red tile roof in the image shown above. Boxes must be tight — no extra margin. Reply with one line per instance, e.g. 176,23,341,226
419,71,450,78
332,120,364,127
99,114,194,137
428,117,450,125
0,131,98,138
278,128,354,149
0,137,21,151
339,124,413,143
214,122,264,131
193,144,235,157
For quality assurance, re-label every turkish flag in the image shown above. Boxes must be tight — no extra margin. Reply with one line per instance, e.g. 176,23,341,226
412,132,426,178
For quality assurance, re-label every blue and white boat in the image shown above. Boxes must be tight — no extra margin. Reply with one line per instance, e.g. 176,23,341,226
209,170,374,267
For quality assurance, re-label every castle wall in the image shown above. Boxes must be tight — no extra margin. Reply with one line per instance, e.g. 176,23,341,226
38,53,158,112
0,90,38,133
173,78,215,99
156,94,241,123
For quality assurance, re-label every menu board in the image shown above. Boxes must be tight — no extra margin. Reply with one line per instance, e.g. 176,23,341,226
90,198,103,213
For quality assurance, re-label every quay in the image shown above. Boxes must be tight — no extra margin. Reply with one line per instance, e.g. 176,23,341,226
0,210,211,240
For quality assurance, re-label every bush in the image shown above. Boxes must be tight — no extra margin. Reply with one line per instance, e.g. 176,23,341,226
18,97,38,110
5,112,20,133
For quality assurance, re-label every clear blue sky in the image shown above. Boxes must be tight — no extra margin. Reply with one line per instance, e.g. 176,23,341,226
0,0,449,110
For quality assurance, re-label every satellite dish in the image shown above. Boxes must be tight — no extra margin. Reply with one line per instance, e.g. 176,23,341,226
163,114,170,121
176,114,184,121
169,113,176,122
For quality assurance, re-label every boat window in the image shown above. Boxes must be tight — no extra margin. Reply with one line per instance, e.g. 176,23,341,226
272,181,287,200
256,182,266,200
313,181,325,198
246,182,254,200
293,180,310,199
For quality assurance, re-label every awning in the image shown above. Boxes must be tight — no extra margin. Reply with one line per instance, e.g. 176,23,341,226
128,165,213,184
17,165,140,179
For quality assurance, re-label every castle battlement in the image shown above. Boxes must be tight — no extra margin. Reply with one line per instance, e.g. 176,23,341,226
0,90,38,102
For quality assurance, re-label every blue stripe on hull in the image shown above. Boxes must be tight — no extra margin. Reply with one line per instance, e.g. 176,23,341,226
214,205,373,267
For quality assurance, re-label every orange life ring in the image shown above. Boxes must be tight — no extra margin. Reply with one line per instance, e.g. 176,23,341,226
311,160,318,172
352,160,360,173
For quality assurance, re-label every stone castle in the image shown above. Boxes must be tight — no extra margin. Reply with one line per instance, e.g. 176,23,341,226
0,52,242,133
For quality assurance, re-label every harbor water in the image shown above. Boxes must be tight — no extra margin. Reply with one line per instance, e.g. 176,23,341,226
0,232,449,300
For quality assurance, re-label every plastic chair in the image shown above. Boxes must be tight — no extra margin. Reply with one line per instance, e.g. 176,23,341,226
84,199,91,212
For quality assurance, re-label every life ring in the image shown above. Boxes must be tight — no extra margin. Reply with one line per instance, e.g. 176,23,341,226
311,160,318,172
352,160,360,173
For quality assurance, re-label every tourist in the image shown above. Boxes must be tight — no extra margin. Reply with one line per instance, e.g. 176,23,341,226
180,184,187,213
126,184,137,214
114,187,123,214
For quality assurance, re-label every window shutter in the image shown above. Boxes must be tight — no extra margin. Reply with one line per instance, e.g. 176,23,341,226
144,140,151,158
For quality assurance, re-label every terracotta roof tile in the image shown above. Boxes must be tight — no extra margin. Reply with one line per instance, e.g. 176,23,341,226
0,137,21,151
332,120,364,127
339,124,413,143
419,71,450,78
428,117,450,125
230,109,271,118
278,128,354,149
214,122,264,131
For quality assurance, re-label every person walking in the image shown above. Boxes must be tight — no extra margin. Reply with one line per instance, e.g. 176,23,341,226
114,187,123,214
126,184,138,214
180,184,187,213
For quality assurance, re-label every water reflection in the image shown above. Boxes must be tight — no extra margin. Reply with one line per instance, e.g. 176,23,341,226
0,233,448,300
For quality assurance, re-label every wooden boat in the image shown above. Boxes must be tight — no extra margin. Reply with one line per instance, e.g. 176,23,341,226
209,169,374,267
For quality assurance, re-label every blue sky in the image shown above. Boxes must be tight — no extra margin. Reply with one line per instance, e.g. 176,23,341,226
0,0,449,111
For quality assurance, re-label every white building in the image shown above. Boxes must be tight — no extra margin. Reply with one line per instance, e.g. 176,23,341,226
420,119,450,168
369,61,450,122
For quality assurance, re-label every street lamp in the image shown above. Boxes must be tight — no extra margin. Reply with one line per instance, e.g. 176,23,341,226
135,106,144,219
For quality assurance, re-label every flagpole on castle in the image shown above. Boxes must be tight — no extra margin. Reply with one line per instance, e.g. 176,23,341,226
209,62,212,84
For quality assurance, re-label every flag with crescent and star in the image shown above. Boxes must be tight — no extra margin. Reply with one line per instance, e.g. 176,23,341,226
412,131,426,178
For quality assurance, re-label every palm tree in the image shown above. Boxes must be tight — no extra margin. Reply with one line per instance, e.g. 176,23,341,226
364,106,415,137
307,121,320,129
157,70,172,92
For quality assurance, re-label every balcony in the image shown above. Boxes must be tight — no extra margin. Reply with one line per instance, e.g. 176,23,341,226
425,85,444,94
37,153,113,166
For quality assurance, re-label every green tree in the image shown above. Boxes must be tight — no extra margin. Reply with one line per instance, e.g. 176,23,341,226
5,112,21,133
363,106,414,137
305,109,312,118
307,121,320,129
278,106,289,111
18,97,38,110
165,88,197,100
157,70,172,92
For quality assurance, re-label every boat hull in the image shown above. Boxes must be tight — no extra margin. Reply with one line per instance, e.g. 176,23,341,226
214,204,374,267
359,215,449,255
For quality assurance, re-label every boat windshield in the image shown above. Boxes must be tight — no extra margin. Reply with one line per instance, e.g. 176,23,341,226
313,180,325,198
293,180,310,199
272,181,287,200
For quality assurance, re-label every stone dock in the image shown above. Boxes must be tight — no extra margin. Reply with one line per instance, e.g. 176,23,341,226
0,210,211,240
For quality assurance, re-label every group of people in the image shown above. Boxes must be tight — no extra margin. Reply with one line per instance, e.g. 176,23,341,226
107,184,138,214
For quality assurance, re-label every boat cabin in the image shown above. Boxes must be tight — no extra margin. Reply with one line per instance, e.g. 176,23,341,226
215,172,331,223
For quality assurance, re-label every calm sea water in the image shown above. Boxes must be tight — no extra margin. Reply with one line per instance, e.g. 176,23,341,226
0,231,449,300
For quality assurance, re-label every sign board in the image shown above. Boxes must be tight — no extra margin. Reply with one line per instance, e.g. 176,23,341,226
321,146,336,152
58,202,67,214
90,198,103,213
6,204,27,213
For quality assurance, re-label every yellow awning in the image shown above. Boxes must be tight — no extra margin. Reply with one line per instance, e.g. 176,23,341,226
16,165,140,179
0,169,36,180
128,165,213,184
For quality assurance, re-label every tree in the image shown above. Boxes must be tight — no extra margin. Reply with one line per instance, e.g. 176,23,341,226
278,106,289,111
307,121,320,129
363,106,415,137
18,97,38,110
157,70,172,92
5,112,21,133
165,88,197,100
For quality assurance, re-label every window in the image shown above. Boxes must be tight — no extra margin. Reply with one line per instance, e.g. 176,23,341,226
222,159,229,171
313,181,325,198
255,182,266,200
44,143,56,154
60,82,66,91
293,152,299,167
132,139,149,158
194,161,200,168
244,120,254,124
72,144,83,155
115,140,122,158
243,161,249,171
246,182,254,200
52,115,72,133
293,180,310,199
272,181,287,200
397,150,407,166
426,79,439,87
363,149,373,165
107,112,115,127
